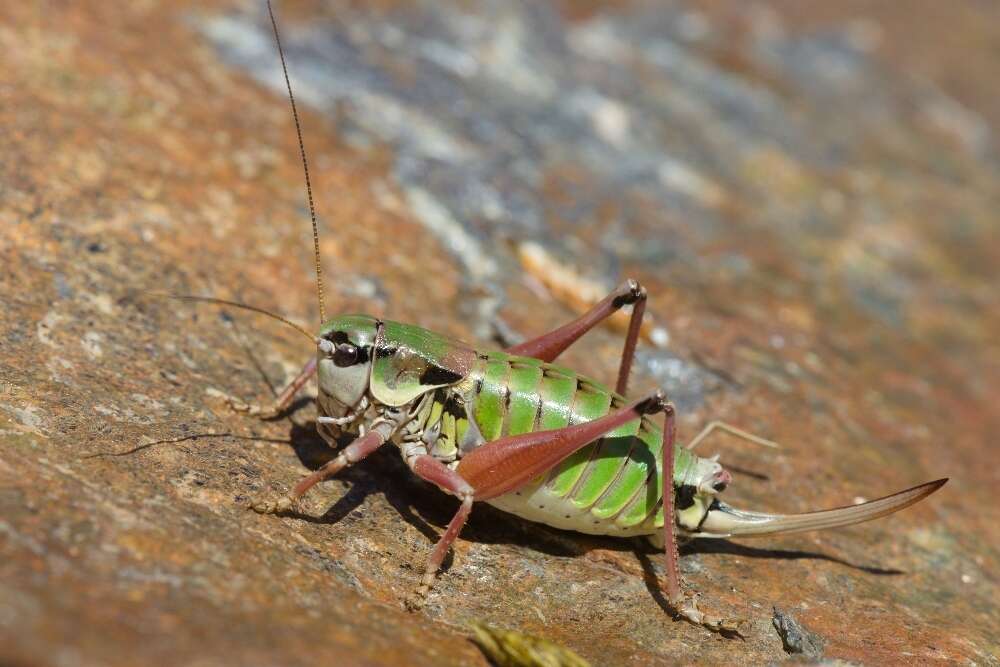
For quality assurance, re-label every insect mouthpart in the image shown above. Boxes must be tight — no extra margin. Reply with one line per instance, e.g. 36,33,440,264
712,472,731,493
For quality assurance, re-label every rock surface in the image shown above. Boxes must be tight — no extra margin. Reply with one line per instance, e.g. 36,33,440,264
2,1,998,665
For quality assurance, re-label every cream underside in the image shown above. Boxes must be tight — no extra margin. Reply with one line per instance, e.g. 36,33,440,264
485,481,658,538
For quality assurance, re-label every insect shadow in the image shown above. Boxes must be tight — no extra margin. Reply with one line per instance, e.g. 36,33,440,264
280,420,474,549
633,538,904,621
681,539,904,576
274,420,905,577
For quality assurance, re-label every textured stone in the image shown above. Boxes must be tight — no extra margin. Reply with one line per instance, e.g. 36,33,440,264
2,1,998,665
773,607,825,660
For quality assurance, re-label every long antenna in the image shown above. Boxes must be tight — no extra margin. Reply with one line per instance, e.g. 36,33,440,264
152,293,316,342
266,0,326,324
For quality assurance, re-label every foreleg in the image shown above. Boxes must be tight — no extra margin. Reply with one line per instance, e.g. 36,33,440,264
226,357,317,419
249,420,389,514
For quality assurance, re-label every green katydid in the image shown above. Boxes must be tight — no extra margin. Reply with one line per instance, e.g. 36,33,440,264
190,0,947,636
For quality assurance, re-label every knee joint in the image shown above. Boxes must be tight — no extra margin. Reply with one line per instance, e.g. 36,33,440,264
636,390,674,416
613,279,647,308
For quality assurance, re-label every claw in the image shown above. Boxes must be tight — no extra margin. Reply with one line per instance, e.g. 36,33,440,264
207,388,283,420
405,571,437,612
675,594,747,638
226,396,281,420
248,494,296,515
404,592,426,612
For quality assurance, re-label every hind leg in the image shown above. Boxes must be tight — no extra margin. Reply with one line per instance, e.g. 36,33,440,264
658,411,747,636
506,279,646,394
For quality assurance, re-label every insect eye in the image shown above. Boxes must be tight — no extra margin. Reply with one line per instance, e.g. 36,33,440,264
332,343,360,367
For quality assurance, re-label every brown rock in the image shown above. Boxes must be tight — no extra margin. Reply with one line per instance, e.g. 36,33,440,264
2,2,997,665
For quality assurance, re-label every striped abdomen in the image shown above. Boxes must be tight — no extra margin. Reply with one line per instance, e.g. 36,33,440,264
461,350,697,537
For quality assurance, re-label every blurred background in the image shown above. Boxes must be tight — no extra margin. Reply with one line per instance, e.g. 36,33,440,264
2,1,998,665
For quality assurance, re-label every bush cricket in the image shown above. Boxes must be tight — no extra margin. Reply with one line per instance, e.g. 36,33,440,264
187,0,947,637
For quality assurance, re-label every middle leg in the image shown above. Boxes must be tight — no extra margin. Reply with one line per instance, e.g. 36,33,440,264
405,391,669,606
405,455,475,609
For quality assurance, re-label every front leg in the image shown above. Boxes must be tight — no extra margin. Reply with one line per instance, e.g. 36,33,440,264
226,357,317,420
249,419,390,514
506,279,646,395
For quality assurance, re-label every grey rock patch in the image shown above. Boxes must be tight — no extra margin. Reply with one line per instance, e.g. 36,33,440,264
773,606,825,660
